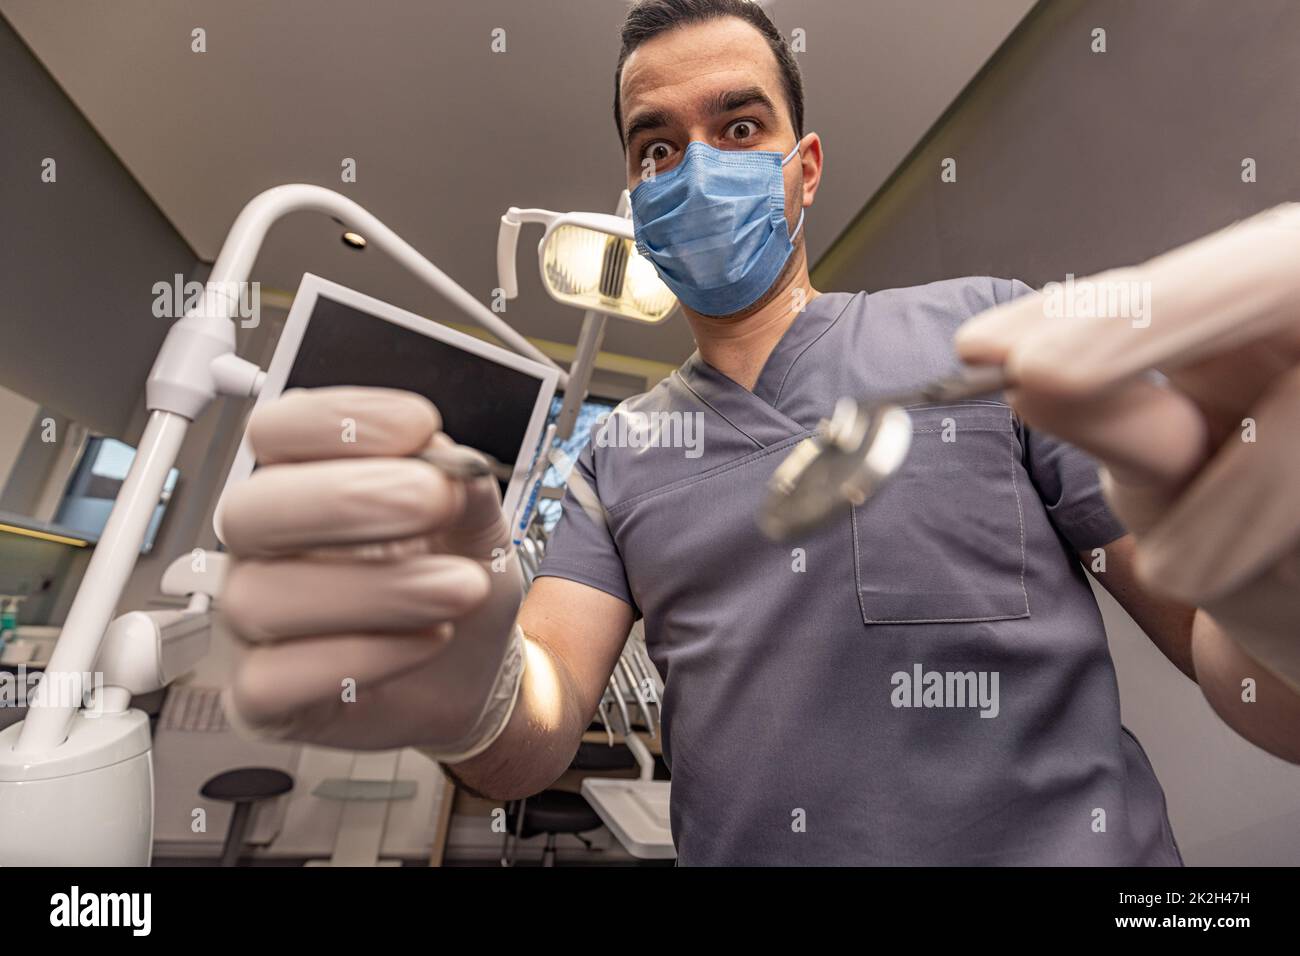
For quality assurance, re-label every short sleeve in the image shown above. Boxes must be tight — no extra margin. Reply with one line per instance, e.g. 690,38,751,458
534,441,638,614
1020,426,1128,551
998,278,1129,552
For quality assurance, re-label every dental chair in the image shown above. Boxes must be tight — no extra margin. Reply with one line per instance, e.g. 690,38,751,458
498,740,638,867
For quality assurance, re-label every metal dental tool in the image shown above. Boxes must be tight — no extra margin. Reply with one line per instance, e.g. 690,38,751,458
607,669,633,737
619,655,657,739
596,695,616,746
758,365,1011,541
626,645,654,708
416,444,515,482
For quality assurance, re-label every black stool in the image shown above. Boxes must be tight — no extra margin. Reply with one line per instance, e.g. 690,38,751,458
200,767,294,867
499,742,637,866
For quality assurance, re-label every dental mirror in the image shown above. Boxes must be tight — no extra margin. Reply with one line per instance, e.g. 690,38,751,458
758,365,1010,541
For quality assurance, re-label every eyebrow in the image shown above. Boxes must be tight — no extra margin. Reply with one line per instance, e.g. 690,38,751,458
623,86,779,146
708,86,778,120
623,106,675,146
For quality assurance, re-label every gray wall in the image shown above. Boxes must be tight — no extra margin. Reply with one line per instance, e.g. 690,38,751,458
0,17,260,623
0,14,199,440
814,0,1300,291
813,0,1300,864
0,387,38,484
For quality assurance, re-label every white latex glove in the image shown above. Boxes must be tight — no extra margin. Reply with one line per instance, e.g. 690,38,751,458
218,386,525,755
955,203,1300,691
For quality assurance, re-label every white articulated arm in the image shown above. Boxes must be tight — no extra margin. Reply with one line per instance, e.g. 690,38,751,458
208,185,567,384
92,552,228,713
17,185,563,755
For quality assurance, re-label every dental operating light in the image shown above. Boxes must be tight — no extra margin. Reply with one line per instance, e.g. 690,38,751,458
498,207,677,323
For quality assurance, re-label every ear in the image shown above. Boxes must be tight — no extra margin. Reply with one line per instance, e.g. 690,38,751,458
796,133,824,208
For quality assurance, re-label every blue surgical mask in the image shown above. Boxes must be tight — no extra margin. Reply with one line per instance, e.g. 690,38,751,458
631,140,805,316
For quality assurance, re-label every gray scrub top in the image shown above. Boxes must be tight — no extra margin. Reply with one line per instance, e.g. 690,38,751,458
537,277,1182,866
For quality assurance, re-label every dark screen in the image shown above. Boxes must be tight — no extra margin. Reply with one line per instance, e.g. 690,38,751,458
286,296,544,475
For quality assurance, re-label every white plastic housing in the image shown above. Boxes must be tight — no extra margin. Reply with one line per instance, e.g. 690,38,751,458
0,710,153,866
499,207,677,323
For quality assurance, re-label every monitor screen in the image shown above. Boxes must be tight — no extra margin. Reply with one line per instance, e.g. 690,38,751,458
286,295,547,482
536,394,619,533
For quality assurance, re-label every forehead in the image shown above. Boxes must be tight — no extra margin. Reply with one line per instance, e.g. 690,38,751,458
620,18,786,127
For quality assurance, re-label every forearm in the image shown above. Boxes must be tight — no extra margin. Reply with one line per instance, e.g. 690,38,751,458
1193,610,1300,764
1083,539,1197,679
433,628,590,800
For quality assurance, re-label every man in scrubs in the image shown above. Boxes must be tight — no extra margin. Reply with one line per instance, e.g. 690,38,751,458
219,0,1300,864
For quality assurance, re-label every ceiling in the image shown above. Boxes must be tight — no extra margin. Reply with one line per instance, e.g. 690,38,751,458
1,0,1033,370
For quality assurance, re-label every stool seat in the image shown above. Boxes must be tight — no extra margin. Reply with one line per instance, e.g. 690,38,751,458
572,741,639,772
199,767,294,866
511,790,602,839
201,767,294,802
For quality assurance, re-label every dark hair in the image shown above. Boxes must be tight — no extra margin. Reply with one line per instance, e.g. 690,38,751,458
614,0,805,147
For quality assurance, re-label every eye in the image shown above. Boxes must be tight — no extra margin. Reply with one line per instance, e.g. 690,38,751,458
724,119,759,143
640,140,676,166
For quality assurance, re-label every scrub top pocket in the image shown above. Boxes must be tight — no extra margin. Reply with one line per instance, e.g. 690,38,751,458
852,403,1030,625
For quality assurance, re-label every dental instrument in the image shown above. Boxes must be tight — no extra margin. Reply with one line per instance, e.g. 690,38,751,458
759,193,1300,544
607,668,634,738
417,445,514,482
758,366,1004,540
619,655,657,739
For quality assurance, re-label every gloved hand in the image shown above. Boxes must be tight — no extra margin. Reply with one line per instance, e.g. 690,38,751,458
217,386,526,755
955,203,1300,691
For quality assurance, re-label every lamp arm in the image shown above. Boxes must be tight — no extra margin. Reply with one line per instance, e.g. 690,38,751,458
208,186,567,384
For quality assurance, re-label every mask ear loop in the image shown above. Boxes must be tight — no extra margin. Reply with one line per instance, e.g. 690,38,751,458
789,208,806,243
781,141,806,242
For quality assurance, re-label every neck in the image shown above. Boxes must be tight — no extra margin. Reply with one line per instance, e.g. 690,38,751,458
685,257,821,391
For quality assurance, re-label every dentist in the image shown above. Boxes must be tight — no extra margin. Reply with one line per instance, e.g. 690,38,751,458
219,0,1299,865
